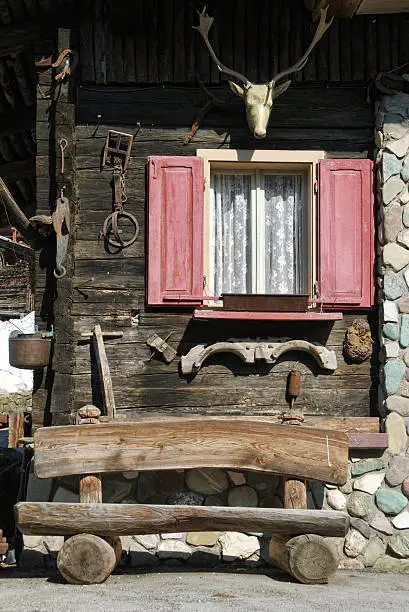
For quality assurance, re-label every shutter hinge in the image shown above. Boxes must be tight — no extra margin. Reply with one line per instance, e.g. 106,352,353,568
314,181,318,195
203,178,206,191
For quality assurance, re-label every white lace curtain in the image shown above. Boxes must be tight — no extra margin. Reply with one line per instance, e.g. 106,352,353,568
211,173,307,296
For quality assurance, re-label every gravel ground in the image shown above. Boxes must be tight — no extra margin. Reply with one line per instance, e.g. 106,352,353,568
0,568,408,612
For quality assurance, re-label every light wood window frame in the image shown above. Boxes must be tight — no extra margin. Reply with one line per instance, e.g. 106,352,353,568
197,149,325,304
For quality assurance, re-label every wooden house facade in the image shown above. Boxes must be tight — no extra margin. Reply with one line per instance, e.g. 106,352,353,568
5,0,409,576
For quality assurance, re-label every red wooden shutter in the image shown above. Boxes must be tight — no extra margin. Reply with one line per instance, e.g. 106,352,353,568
318,159,374,309
147,156,204,307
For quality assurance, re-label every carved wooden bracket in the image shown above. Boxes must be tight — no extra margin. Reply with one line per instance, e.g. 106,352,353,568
180,341,337,375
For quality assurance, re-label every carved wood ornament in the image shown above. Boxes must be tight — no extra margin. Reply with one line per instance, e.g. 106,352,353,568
181,341,337,375
193,6,333,139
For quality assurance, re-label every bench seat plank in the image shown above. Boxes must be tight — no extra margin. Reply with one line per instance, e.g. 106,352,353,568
15,502,349,538
33,418,349,485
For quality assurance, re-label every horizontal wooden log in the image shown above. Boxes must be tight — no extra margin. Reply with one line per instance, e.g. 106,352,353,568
34,418,348,484
77,84,372,129
15,503,349,538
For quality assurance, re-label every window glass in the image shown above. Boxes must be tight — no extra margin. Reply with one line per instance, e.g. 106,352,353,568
210,171,308,296
211,174,252,295
264,174,308,294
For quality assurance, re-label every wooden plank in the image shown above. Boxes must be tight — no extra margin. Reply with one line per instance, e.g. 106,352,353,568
348,433,388,449
76,84,373,129
92,324,115,419
193,310,343,321
15,502,349,538
33,419,349,484
134,0,147,83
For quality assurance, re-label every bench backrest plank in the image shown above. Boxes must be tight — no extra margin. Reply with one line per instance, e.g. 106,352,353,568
34,417,348,485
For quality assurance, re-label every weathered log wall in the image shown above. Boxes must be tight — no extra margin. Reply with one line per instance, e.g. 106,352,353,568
79,0,409,85
41,81,378,424
33,0,386,424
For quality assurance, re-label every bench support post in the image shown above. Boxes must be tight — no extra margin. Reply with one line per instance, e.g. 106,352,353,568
57,405,118,584
268,418,339,584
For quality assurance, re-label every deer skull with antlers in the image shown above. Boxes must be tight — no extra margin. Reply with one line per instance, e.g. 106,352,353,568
193,6,333,139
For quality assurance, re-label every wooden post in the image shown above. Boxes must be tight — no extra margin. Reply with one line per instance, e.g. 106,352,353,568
78,406,103,504
92,325,116,419
57,405,117,584
267,413,339,584
8,411,25,448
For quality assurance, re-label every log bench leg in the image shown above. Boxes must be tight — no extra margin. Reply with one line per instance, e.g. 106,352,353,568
267,474,338,584
268,533,338,584
57,533,116,585
57,407,122,584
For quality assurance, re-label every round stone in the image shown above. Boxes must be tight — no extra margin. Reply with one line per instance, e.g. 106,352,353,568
385,456,409,486
385,412,408,451
347,492,376,519
383,323,399,341
383,177,405,204
351,458,386,477
326,489,346,511
384,360,406,396
389,531,409,558
384,202,402,243
186,469,229,495
392,511,409,529
383,243,409,272
375,488,408,515
402,478,409,498
384,272,406,300
362,537,386,568
227,485,258,507
386,395,409,416
402,155,409,182
402,315,409,347
383,151,402,181
344,528,367,558
353,472,385,494
167,491,204,505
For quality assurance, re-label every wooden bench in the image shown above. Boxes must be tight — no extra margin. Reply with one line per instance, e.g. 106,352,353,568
14,407,353,585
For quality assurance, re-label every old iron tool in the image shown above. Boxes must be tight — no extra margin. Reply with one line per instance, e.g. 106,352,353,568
52,191,70,279
102,131,139,248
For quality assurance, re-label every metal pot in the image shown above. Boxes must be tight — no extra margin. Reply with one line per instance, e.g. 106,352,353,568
9,333,51,369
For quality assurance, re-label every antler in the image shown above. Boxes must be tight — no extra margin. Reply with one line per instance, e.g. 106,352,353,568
270,6,333,86
193,7,252,88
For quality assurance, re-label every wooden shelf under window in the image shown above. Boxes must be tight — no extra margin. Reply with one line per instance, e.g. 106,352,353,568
193,310,343,321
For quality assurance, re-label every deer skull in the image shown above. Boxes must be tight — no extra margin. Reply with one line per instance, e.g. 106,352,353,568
194,7,333,139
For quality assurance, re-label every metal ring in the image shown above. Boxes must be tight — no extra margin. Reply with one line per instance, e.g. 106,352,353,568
53,265,66,279
102,211,139,248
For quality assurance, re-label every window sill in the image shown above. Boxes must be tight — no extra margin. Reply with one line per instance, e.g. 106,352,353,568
193,310,343,321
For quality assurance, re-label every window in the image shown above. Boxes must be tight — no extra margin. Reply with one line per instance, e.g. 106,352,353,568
147,153,374,312
209,170,309,297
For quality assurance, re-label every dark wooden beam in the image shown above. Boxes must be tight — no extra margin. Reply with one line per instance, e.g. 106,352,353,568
0,158,35,182
15,502,350,538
